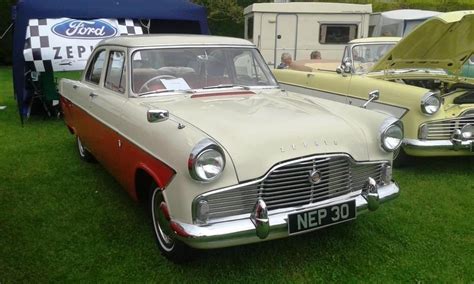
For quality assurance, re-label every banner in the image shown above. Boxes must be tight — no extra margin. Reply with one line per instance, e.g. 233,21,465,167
23,18,143,72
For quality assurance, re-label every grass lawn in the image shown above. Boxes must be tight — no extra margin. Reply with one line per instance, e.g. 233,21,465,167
0,66,473,282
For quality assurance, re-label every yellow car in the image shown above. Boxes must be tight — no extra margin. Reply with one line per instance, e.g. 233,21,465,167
274,11,474,165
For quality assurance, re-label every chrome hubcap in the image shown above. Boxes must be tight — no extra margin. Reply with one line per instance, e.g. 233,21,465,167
151,188,174,251
77,137,86,156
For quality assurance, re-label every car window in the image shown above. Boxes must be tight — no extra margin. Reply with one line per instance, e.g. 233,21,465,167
104,51,126,93
351,43,396,74
131,47,278,95
85,50,106,84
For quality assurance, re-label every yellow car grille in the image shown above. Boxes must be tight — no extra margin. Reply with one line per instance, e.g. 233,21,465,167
423,115,474,140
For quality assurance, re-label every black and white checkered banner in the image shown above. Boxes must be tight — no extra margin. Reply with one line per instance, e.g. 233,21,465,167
24,18,143,72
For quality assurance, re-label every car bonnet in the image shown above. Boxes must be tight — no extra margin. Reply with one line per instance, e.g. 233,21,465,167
143,90,374,182
371,10,474,76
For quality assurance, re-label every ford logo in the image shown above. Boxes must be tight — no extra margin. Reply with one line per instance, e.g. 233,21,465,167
52,19,117,39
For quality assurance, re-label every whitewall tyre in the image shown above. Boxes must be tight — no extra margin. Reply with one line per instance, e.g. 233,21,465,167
150,186,196,263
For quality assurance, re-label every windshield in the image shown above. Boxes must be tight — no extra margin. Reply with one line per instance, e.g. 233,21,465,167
350,43,396,74
131,47,278,95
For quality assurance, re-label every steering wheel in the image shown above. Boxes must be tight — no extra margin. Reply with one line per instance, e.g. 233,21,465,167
138,75,177,93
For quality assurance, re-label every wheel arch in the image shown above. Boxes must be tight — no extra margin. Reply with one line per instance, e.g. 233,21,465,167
134,163,169,203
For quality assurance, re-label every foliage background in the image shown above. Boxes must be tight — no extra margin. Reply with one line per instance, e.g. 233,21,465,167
2,0,474,65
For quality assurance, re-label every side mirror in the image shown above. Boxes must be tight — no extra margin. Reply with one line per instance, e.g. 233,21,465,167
362,90,380,109
147,109,169,123
343,62,352,73
341,57,352,74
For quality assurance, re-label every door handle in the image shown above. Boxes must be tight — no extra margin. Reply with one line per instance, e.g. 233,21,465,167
73,85,78,90
89,93,98,98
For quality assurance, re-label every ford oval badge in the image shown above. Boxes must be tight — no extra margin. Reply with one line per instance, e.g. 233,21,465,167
52,19,117,39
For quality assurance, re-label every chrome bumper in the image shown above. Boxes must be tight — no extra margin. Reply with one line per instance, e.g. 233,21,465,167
404,138,473,151
170,182,399,249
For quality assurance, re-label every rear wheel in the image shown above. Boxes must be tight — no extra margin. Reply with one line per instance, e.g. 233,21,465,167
76,136,95,163
149,185,196,263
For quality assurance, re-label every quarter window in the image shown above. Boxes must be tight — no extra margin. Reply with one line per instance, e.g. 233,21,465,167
85,50,106,84
319,24,358,44
105,51,126,93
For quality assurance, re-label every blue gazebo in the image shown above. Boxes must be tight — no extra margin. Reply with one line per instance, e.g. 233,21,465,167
12,0,209,122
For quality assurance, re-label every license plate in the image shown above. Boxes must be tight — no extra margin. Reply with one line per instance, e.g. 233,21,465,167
288,200,356,235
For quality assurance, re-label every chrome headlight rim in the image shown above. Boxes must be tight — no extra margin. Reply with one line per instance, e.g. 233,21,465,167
420,91,441,115
379,118,404,152
188,138,226,182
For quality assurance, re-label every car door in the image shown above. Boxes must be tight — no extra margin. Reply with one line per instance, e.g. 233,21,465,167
72,49,107,154
88,49,128,178
305,70,352,104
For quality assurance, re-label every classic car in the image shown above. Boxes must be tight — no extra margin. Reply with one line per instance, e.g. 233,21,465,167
275,11,474,165
59,34,402,263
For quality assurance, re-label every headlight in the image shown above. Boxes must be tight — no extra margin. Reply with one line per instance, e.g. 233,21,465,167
380,118,404,152
421,92,441,115
461,124,474,139
189,138,225,182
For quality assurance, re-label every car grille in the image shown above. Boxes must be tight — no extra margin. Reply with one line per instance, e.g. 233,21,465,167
201,155,385,222
422,115,474,140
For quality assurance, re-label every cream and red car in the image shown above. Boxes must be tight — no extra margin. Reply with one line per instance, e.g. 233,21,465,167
59,35,402,262
275,11,474,164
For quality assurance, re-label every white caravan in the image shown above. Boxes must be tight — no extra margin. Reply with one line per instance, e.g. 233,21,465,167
369,9,440,37
244,2,372,67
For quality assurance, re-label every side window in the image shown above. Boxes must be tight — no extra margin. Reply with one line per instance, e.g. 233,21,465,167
319,24,358,44
104,51,126,93
85,50,106,84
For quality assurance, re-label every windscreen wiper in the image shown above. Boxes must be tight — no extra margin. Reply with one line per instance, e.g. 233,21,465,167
202,84,251,90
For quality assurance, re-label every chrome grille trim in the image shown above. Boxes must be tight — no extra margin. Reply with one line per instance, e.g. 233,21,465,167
195,154,387,223
421,115,474,140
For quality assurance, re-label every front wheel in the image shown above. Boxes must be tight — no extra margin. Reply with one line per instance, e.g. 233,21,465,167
150,186,196,263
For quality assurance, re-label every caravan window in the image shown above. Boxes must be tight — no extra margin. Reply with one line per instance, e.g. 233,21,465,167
319,24,358,44
246,16,254,40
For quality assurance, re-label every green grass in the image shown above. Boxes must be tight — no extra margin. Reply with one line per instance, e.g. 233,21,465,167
0,66,473,282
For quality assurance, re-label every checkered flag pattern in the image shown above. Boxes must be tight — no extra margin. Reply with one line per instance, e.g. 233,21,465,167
117,19,143,36
24,19,52,72
23,18,143,72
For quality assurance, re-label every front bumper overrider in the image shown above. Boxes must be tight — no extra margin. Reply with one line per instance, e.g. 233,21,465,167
168,181,399,249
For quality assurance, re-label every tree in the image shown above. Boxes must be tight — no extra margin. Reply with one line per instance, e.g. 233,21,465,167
0,0,17,65
191,0,269,37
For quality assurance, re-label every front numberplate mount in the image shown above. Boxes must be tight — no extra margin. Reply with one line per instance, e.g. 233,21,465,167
288,200,356,235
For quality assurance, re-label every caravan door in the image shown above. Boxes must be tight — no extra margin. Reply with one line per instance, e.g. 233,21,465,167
275,14,298,68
